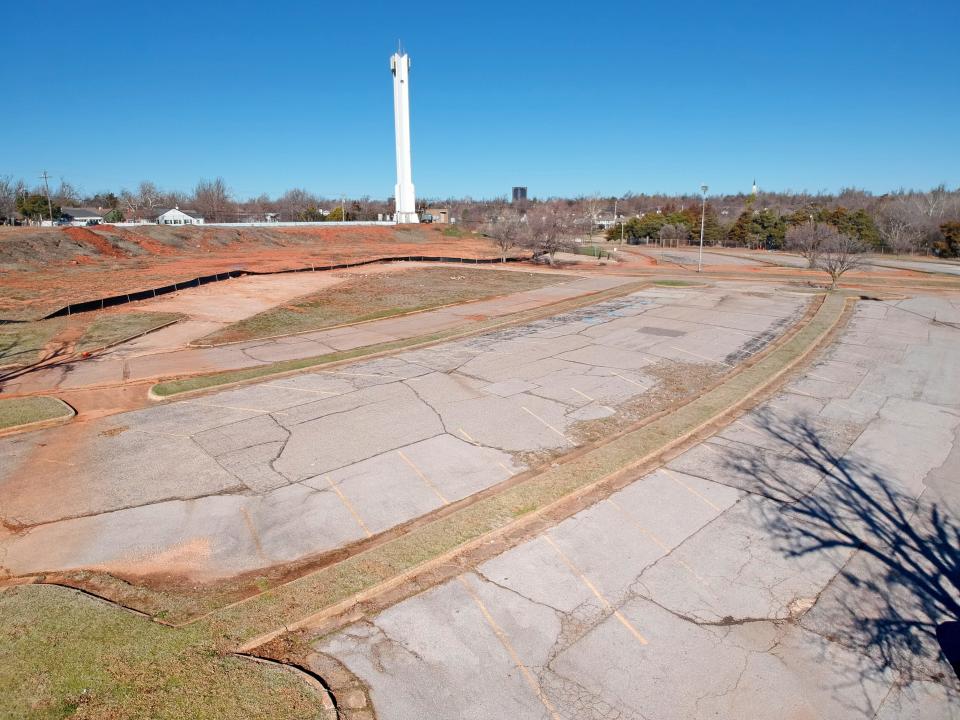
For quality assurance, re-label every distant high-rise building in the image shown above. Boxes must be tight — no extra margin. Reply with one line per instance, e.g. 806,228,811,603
512,186,528,203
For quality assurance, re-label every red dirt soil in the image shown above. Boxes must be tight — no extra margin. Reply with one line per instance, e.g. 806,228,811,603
100,224,176,255
62,226,129,259
0,224,516,320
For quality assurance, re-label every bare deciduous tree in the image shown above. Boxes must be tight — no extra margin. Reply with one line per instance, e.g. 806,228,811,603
817,231,866,289
277,188,321,221
119,189,142,219
138,181,163,212
912,184,955,221
0,176,16,222
193,177,231,221
583,195,607,240
658,223,689,247
482,207,525,262
786,221,839,268
55,178,81,206
522,204,573,264
878,212,922,255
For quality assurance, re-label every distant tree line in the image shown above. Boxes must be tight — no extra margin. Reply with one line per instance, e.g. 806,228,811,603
601,187,960,257
0,175,957,257
0,175,396,226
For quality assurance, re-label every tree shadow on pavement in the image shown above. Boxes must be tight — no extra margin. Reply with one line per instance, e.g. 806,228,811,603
0,343,107,389
724,409,960,688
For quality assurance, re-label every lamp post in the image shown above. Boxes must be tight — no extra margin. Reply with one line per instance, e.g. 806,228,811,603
697,184,708,273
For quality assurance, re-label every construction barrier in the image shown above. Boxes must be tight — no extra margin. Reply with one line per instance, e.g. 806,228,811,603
3,255,527,322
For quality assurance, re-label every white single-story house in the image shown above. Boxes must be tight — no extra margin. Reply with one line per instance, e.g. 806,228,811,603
60,207,104,226
153,207,205,225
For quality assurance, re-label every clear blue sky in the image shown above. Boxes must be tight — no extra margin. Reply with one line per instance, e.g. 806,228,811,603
3,0,958,200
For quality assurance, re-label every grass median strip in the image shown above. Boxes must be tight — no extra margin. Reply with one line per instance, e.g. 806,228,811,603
151,280,650,398
76,312,183,353
0,312,181,370
0,396,74,432
200,292,849,645
196,267,561,345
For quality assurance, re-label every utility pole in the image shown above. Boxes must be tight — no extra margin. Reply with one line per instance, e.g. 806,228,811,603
39,170,54,224
697,184,708,273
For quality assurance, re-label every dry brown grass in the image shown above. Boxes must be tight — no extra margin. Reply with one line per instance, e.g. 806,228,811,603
198,267,561,345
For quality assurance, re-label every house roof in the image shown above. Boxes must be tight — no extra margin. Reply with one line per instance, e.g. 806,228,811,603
152,207,204,219
61,207,104,219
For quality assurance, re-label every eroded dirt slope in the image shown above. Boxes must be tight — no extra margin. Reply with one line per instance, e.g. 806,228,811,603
0,224,510,320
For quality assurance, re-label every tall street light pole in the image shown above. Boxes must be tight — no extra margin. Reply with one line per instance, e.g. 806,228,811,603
697,184,708,273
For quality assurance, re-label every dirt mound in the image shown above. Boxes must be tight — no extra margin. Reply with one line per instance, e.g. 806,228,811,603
62,226,128,258
0,226,97,267
97,225,175,255
0,224,515,320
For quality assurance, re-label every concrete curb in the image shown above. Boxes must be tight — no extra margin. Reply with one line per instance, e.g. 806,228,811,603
0,397,76,438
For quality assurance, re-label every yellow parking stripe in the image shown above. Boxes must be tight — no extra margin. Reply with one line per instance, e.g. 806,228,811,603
457,576,563,720
326,476,373,537
397,449,449,504
543,534,648,645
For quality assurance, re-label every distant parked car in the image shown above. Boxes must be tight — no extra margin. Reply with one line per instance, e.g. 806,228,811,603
420,213,434,223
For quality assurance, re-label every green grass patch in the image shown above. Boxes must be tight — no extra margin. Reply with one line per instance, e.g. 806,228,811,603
0,396,73,431
0,584,329,720
197,267,560,346
0,318,67,367
575,244,607,258
76,312,183,353
153,280,649,398
653,280,701,287
440,225,467,237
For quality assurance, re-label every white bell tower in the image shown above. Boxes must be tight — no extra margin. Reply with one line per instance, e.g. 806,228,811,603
391,51,419,224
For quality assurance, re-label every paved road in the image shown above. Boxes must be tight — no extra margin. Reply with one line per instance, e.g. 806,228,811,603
313,293,960,719
695,250,960,277
0,283,807,582
634,246,767,268
868,257,960,276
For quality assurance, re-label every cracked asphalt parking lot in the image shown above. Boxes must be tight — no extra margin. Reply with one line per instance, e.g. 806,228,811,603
312,295,960,719
0,283,806,581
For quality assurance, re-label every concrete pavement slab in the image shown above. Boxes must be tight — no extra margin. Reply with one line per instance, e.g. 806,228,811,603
632,494,852,624
874,680,960,719
121,401,262,435
666,438,826,502
313,450,443,535
239,340,338,362
1,427,242,526
192,414,289,456
396,434,520,503
318,579,555,720
275,388,444,481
